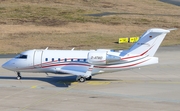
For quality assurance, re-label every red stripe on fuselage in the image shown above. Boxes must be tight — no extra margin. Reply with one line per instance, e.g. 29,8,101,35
41,63,90,68
94,59,149,68
121,46,153,60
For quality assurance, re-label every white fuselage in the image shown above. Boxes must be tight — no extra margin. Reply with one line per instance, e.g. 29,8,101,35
2,49,158,75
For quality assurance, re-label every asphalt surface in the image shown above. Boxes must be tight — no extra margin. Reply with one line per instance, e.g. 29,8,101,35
87,0,180,17
0,45,180,111
160,0,180,6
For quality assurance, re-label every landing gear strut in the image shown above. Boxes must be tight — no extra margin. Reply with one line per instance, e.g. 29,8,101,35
86,76,92,80
17,72,21,80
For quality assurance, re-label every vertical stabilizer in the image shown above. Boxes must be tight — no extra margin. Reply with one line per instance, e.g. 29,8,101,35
123,28,173,57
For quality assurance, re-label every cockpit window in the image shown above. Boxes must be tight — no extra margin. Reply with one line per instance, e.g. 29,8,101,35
16,54,27,59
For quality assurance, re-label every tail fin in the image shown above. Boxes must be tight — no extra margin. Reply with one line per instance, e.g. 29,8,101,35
124,28,175,57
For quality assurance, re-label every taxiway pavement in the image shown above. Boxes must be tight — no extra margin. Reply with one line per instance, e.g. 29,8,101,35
0,46,180,111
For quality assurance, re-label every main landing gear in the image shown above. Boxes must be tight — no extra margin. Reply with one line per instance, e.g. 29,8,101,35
17,72,22,80
76,76,92,82
86,76,92,80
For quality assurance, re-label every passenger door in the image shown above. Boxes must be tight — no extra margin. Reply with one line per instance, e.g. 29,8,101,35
33,50,43,68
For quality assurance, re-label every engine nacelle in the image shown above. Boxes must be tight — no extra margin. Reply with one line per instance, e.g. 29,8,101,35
87,51,120,65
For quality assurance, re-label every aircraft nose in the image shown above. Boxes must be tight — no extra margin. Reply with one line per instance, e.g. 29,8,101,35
2,60,15,71
2,62,9,70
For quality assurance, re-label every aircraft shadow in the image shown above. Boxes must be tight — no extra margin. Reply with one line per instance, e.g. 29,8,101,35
0,75,77,88
0,75,119,88
90,78,120,82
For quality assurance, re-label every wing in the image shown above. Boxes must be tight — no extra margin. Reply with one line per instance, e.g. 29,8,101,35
59,65,95,78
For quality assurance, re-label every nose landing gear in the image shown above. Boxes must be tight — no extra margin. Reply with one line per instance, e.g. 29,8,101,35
17,72,21,80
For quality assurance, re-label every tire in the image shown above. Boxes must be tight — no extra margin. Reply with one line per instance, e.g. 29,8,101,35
17,76,21,80
78,77,86,82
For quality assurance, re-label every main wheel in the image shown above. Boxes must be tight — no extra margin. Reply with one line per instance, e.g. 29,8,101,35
78,77,86,82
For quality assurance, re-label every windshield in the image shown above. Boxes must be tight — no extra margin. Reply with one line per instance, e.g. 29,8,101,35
15,54,27,59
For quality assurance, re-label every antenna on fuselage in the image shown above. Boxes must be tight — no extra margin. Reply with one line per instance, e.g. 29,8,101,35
45,47,48,50
71,47,75,51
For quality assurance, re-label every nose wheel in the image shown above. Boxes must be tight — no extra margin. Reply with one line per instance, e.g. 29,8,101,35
17,72,21,80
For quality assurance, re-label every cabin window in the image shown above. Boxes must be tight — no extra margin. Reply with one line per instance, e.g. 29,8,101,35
45,58,48,61
72,59,77,61
71,59,73,62
84,59,86,62
52,58,54,61
64,58,67,62
58,58,60,61
16,54,27,59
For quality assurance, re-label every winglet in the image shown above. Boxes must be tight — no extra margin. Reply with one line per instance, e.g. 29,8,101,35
85,65,94,78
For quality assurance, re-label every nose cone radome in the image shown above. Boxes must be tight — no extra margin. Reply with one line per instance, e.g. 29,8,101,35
2,62,9,70
2,60,15,71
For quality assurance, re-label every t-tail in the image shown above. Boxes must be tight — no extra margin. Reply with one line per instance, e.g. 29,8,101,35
121,28,176,57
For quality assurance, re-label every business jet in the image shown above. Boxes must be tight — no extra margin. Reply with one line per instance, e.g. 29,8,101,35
2,28,176,82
